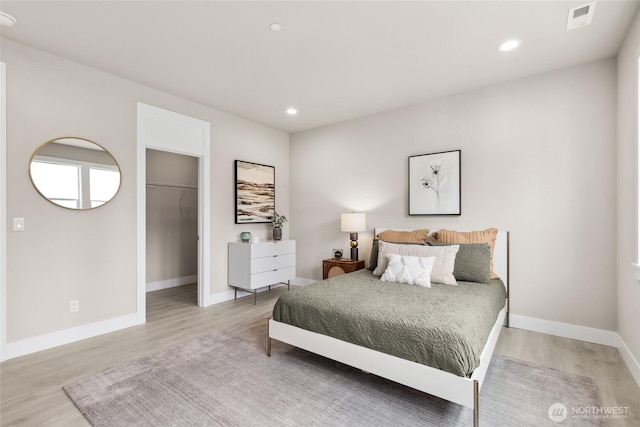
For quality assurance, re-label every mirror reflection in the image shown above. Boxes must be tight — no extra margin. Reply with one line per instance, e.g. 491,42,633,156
29,137,121,210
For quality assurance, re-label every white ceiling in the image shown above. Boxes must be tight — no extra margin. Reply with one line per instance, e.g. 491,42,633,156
1,1,638,133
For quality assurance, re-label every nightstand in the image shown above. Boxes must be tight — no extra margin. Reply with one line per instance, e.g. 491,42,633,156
322,259,365,279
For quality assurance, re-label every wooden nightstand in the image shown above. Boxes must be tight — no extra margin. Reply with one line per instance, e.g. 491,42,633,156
322,259,365,279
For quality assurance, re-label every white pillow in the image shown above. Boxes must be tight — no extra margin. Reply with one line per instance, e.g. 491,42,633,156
373,241,459,285
381,254,436,287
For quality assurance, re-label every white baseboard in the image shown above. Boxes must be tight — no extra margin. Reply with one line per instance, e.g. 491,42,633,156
204,283,288,306
506,315,640,386
616,333,640,388
1,313,138,362
146,275,197,292
291,277,315,286
509,314,617,347
203,278,315,307
204,289,236,306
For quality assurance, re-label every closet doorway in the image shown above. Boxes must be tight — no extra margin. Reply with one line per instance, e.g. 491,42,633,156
146,149,199,308
136,102,211,324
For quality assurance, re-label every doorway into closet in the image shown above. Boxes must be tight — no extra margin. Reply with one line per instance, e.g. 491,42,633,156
136,102,211,325
146,149,199,311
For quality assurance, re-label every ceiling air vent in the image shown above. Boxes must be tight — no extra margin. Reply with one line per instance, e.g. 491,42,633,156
567,2,596,30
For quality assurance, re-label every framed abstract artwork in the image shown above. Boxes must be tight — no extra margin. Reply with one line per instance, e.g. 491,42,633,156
408,150,461,216
235,160,275,224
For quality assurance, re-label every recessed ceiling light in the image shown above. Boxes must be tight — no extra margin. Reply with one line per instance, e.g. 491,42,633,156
286,108,298,116
270,23,282,32
0,11,17,27
498,39,521,52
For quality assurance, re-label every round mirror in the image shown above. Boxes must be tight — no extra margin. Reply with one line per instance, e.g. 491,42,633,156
29,137,122,210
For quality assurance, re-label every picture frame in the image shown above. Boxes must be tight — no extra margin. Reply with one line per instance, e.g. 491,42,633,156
408,150,461,215
235,160,275,224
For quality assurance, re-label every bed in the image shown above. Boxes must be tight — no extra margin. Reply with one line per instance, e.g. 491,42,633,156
267,229,509,426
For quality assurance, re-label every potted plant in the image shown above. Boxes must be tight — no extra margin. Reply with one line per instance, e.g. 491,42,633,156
271,212,288,241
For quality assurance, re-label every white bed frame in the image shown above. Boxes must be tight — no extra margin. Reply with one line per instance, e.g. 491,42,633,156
268,230,510,427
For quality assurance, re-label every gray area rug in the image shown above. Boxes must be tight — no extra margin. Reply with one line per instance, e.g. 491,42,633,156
64,315,604,426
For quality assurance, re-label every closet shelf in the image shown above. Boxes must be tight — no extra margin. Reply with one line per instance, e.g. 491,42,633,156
146,183,198,190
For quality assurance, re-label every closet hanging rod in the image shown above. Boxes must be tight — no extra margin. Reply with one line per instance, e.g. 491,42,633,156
146,183,198,190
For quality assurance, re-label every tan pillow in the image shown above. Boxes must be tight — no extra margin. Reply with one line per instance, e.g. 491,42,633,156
435,228,499,279
377,229,428,244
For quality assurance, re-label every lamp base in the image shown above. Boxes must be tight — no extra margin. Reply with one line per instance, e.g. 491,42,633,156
349,232,359,260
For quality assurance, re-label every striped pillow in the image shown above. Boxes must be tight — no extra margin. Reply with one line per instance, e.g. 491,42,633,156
376,229,428,244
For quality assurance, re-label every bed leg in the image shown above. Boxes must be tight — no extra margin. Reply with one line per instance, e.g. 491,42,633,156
473,380,479,427
267,318,272,357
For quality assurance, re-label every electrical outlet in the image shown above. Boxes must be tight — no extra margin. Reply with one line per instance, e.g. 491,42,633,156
69,300,79,313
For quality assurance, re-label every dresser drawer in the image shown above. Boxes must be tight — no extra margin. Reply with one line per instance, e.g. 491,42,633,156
250,267,296,288
251,253,296,274
250,240,296,258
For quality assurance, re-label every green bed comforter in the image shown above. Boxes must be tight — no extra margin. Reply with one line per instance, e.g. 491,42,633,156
272,269,507,377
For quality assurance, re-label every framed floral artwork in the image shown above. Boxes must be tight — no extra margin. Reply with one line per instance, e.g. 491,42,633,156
408,150,461,215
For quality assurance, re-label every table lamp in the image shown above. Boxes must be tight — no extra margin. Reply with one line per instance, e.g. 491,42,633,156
341,213,366,260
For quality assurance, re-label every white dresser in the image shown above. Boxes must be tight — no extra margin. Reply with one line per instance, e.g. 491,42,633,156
228,240,296,304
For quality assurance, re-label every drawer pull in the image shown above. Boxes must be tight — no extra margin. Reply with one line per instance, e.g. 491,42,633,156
273,255,279,258
273,269,278,271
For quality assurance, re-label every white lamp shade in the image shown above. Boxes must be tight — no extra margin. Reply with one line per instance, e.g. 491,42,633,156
341,213,366,232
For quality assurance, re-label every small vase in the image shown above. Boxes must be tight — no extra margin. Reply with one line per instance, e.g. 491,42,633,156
272,227,282,241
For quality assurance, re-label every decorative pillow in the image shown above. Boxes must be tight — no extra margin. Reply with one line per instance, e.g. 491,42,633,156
434,228,499,279
381,254,436,287
428,242,490,283
368,237,426,271
373,241,459,285
376,229,428,244
368,239,380,271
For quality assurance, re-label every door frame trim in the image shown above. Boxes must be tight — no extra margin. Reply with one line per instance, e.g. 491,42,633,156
136,102,211,323
1,62,7,359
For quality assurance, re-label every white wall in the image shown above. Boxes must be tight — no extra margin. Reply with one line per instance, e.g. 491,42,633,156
291,58,617,332
1,39,289,346
617,10,640,377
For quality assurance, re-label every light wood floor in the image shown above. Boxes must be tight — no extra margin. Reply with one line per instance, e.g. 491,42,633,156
1,284,638,426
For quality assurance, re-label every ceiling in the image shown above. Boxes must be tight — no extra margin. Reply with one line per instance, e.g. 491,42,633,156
1,1,638,133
